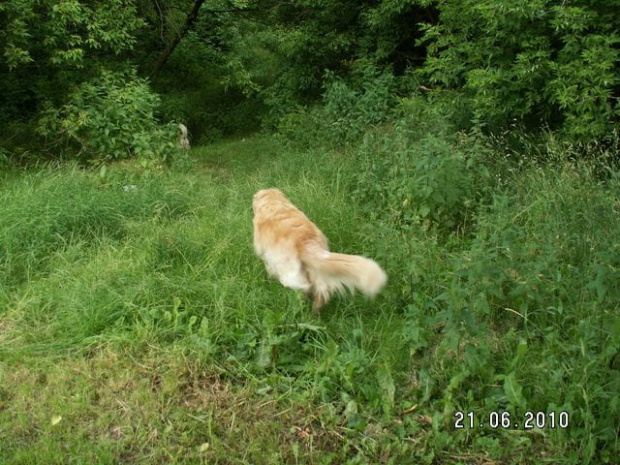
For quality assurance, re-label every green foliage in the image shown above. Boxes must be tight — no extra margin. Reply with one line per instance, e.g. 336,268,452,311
3,0,620,154
326,97,619,462
268,0,620,147
419,0,620,141
349,95,494,236
265,0,432,99
322,68,397,140
462,167,620,326
2,0,620,460
1,132,619,463
35,70,179,161
438,166,620,463
277,67,398,147
147,4,278,141
353,131,493,236
0,0,143,70
0,0,145,127
0,167,192,286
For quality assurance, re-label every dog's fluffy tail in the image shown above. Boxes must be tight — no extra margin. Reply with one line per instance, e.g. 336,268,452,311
301,245,387,309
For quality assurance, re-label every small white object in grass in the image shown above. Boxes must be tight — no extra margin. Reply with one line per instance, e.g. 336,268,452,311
198,443,210,453
123,185,137,192
51,415,62,426
179,123,190,150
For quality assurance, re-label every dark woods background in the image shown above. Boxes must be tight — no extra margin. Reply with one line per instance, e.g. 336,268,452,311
1,0,618,159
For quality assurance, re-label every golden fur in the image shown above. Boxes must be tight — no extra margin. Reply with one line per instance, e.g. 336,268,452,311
252,188,387,311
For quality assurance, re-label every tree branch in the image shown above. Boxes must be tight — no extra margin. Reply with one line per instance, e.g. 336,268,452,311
151,0,207,76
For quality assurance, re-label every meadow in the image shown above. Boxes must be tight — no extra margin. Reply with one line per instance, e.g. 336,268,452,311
0,125,619,464
2,0,619,462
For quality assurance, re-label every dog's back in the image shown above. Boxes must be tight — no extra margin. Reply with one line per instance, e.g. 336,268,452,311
252,188,387,310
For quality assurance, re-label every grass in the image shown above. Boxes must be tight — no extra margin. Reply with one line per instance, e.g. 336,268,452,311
0,132,618,464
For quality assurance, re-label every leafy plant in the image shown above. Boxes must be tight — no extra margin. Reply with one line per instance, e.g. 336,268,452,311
278,66,397,147
351,112,494,236
36,69,179,162
0,0,145,132
419,0,620,142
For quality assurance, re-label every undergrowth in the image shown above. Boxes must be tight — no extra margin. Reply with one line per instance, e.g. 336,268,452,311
1,103,619,463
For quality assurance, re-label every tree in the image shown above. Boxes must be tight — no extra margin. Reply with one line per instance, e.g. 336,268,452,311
418,0,620,141
0,0,145,123
263,0,436,102
150,0,208,76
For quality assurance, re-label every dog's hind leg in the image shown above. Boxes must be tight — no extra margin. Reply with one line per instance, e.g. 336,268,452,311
311,290,329,313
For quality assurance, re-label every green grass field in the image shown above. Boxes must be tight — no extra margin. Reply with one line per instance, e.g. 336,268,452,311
1,134,618,464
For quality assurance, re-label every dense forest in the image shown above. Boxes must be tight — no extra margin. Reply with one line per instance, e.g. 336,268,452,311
1,1,619,463
1,0,618,155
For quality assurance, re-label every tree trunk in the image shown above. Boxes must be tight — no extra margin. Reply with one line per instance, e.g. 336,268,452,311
151,0,207,76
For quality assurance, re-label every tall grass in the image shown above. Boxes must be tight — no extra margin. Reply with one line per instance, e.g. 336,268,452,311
1,116,618,463
0,136,409,463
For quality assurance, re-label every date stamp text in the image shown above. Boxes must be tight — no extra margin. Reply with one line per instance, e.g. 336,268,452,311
454,411,569,430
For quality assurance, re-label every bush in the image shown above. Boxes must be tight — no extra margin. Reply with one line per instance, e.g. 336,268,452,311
277,68,397,147
350,97,495,237
420,0,620,143
36,69,179,162
437,165,620,463
339,95,619,462
322,69,396,141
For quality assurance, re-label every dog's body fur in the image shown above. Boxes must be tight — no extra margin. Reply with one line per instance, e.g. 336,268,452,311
252,188,387,311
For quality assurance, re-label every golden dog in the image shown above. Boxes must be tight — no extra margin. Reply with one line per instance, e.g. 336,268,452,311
252,188,387,311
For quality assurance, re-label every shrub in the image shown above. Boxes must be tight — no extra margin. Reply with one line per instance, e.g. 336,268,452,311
438,165,620,463
419,0,620,143
341,96,619,462
321,69,396,142
277,68,397,147
350,101,495,237
36,69,179,162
